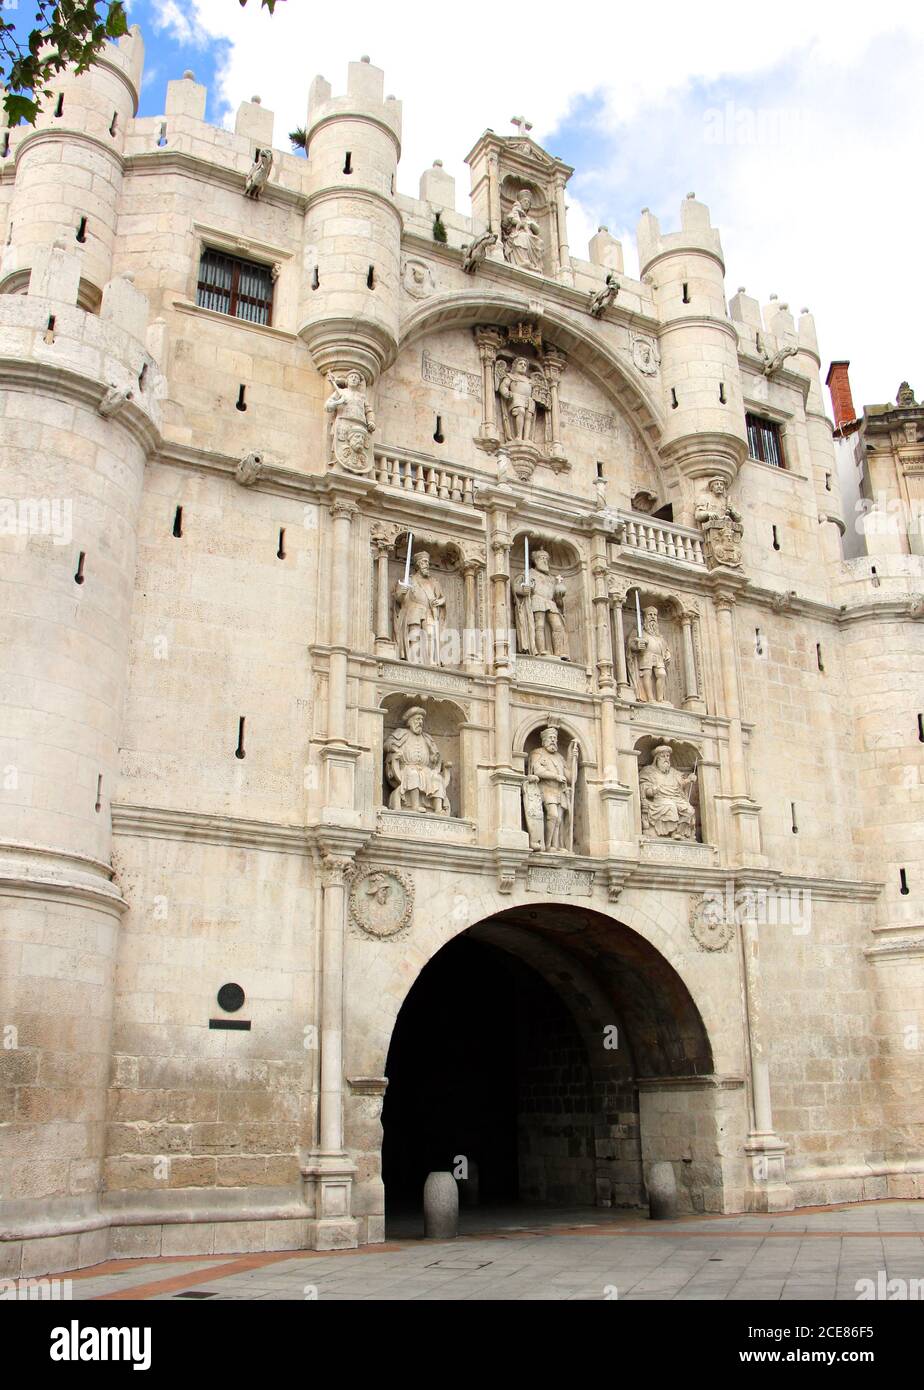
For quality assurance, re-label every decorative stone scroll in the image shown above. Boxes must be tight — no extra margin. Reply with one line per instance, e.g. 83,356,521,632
349,867,414,938
527,865,594,897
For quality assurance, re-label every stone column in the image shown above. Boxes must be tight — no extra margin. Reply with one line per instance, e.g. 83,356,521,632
302,849,361,1249
319,853,350,1154
328,498,357,742
322,497,362,821
714,594,747,798
482,498,528,856
487,151,502,247
371,524,397,656
713,584,763,863
544,347,567,465
554,174,573,286
475,326,504,450
590,547,614,693
738,910,794,1212
610,587,633,699
680,610,702,709
461,545,486,674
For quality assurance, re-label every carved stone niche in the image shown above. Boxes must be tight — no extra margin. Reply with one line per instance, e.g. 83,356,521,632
374,533,480,672
379,693,466,822
614,586,704,712
516,718,587,856
634,736,703,844
511,532,584,668
465,129,574,284
474,323,568,474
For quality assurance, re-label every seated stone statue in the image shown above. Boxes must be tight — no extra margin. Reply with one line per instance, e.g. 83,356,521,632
384,706,451,816
639,744,697,841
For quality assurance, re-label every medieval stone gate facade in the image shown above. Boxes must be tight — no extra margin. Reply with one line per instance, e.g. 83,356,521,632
1,28,922,1273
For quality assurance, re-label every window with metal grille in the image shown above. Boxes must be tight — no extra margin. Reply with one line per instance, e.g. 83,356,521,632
746,412,785,468
196,248,274,326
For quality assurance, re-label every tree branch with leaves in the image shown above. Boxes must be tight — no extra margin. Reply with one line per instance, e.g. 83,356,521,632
1,0,283,128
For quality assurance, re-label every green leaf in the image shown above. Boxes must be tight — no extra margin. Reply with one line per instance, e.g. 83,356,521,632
4,94,40,126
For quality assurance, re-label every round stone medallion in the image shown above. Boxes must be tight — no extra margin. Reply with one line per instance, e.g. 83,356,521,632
689,894,734,952
349,867,414,938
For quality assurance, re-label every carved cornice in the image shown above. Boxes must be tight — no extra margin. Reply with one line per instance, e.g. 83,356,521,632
0,359,161,455
127,149,308,213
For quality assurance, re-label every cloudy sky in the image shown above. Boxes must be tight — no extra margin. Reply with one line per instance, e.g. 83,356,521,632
35,2,924,409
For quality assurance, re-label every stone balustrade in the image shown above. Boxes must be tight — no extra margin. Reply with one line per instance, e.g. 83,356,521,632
374,448,477,506
618,512,706,566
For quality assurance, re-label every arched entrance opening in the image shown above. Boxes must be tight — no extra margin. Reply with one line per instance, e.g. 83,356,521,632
381,903,724,1227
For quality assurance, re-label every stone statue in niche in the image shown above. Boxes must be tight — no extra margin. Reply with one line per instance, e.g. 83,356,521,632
393,550,446,666
695,476,744,568
639,745,697,841
384,706,452,816
523,723,579,852
495,356,549,444
244,148,273,199
501,188,544,273
514,549,569,660
325,370,376,474
628,606,673,704
589,273,619,319
461,228,498,273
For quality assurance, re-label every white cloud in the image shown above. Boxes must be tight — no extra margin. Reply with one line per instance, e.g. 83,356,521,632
161,0,923,407
149,0,212,50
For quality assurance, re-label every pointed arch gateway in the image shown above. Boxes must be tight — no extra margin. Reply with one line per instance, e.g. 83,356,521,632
378,901,743,1226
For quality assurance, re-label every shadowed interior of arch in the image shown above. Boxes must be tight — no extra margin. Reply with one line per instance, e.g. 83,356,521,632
381,903,715,1228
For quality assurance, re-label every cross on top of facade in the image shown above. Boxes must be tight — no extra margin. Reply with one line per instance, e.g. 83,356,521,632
510,116,533,135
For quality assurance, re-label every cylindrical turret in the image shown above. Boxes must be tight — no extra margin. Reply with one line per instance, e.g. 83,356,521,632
765,301,846,563
638,194,748,522
0,241,162,1267
298,57,402,382
0,26,143,305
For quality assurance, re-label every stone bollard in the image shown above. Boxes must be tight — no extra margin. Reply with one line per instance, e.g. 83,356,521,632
459,1159,480,1208
423,1171,459,1239
647,1162,678,1220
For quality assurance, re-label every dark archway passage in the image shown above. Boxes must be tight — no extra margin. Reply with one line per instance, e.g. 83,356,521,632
378,903,723,1226
382,935,599,1210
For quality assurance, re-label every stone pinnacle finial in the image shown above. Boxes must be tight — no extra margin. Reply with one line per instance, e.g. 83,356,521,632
183,70,195,81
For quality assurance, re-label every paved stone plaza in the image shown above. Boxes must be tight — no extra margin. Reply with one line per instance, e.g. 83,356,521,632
53,1202,924,1302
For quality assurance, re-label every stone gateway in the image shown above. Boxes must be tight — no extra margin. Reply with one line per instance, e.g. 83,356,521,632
0,31,921,1279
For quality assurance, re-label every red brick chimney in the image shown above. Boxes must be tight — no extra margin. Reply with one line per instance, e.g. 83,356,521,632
826,360,857,430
